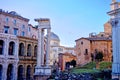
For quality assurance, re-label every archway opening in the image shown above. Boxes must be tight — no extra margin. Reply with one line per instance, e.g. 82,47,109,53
18,65,24,80
7,64,13,80
8,41,15,55
19,43,24,56
34,45,37,57
27,44,31,56
26,65,31,80
0,65,3,79
0,40,4,55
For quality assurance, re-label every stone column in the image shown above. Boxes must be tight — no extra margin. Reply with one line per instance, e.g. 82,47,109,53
36,28,42,67
41,29,44,65
46,29,51,66
111,20,120,79
108,0,120,79
13,63,18,80
15,40,19,60
5,37,9,58
3,63,7,80
34,18,51,80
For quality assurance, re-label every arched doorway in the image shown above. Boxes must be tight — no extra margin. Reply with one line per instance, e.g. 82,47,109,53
7,64,13,80
0,40,4,55
27,44,31,56
34,65,36,73
8,41,15,55
0,65,3,80
34,45,37,57
19,43,24,56
18,65,24,80
26,65,31,80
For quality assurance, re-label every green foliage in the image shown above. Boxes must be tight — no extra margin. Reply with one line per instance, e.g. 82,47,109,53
99,61,112,70
95,51,103,62
71,69,99,74
70,61,112,74
70,59,76,67
83,62,96,69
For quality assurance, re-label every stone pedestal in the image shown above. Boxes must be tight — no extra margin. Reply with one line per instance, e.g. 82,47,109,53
34,66,51,80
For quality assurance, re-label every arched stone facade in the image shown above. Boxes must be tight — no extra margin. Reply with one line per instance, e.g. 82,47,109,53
0,33,19,80
18,36,37,80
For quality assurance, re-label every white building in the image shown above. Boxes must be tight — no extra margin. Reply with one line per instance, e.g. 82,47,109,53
49,32,75,65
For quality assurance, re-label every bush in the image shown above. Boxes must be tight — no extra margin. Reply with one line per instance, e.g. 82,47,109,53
83,62,96,69
99,61,112,70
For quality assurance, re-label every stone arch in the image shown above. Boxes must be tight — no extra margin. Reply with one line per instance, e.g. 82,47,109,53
18,65,24,80
0,65,3,80
8,41,15,55
34,45,37,57
7,64,14,80
19,43,24,56
27,44,32,56
26,65,31,80
0,40,4,55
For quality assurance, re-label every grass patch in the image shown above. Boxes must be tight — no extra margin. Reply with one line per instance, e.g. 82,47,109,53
70,61,111,74
83,61,96,69
99,61,112,70
70,68,99,74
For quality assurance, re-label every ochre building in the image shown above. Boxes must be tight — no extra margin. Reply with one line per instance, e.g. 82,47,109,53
59,52,76,71
75,21,112,65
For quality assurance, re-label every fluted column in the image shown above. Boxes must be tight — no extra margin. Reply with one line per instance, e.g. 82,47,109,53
108,1,120,79
46,29,51,66
37,28,42,67
112,20,120,76
41,29,44,65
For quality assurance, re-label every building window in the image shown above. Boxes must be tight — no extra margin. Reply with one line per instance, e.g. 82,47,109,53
27,44,31,56
0,40,4,55
19,43,24,56
85,49,88,55
8,41,15,55
26,65,31,80
21,31,25,36
7,64,13,80
34,45,37,57
101,34,104,37
4,26,9,33
28,27,30,32
111,49,113,53
6,17,9,24
18,65,24,80
81,41,83,45
22,25,25,29
13,20,16,25
0,65,2,80
58,48,63,51
13,28,18,35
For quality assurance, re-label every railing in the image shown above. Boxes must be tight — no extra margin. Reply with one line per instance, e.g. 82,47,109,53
19,56,37,60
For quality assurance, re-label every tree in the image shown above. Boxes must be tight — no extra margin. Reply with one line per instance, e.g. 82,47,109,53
70,59,76,67
91,53,94,61
95,51,103,62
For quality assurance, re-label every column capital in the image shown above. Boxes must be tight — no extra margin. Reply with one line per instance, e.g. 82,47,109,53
35,18,51,29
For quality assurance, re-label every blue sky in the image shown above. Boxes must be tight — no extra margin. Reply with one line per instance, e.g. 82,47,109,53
1,0,111,47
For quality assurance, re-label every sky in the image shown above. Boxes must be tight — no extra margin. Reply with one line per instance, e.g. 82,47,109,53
1,0,112,47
